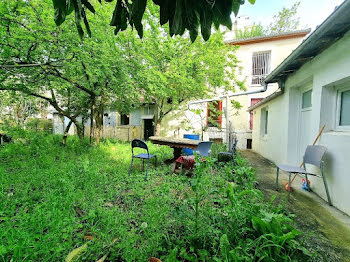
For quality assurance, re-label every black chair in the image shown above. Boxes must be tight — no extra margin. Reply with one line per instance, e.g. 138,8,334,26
128,139,157,181
217,139,238,163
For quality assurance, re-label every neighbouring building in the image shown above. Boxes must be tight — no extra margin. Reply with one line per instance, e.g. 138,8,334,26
249,0,350,215
52,104,157,141
159,27,310,148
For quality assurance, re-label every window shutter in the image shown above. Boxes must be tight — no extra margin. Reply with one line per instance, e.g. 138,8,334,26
218,101,223,127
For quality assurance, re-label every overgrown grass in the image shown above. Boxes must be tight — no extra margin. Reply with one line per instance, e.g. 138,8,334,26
0,128,316,261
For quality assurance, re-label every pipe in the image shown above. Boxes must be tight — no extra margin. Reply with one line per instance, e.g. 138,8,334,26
188,83,268,108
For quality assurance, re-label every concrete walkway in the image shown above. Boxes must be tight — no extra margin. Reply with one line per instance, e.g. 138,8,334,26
241,150,350,262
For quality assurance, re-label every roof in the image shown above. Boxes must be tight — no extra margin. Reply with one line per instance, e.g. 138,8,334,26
225,29,311,45
264,0,350,84
248,90,283,111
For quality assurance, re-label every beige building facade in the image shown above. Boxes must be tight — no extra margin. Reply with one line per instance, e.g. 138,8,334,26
160,30,310,148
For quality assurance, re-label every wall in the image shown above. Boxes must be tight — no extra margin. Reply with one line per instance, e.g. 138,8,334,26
159,36,306,147
252,31,350,215
229,36,305,149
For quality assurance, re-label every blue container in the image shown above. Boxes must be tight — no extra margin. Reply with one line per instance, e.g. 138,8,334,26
183,134,200,155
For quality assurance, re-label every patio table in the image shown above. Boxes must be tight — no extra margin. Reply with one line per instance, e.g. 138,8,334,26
149,136,200,163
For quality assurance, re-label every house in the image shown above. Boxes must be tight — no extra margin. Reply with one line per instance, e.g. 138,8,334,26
52,104,157,141
159,27,310,148
249,0,350,215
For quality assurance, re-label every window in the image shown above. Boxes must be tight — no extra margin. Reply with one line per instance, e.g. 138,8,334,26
207,101,222,127
252,51,271,85
250,98,263,130
302,90,312,109
337,88,350,128
120,113,130,125
260,108,268,136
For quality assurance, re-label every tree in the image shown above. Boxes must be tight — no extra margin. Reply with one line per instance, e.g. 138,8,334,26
137,5,244,134
267,1,301,34
51,0,256,41
0,0,143,144
234,23,264,39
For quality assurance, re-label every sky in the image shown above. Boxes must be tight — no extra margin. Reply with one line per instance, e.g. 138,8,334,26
237,0,345,30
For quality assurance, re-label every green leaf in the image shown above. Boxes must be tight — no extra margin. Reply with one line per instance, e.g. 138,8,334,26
199,4,213,41
172,0,184,35
65,242,89,262
131,0,147,38
72,0,84,38
248,0,256,4
82,9,91,37
53,0,67,26
220,234,230,260
82,0,95,14
232,0,241,17
158,0,170,25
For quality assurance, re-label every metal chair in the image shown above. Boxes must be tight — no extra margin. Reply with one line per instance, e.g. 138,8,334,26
194,141,213,157
275,145,332,205
128,139,157,181
218,139,238,163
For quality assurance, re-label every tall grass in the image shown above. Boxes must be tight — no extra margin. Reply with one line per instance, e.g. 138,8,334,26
0,128,316,261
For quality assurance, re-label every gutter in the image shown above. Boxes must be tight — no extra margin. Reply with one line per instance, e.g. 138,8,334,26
247,79,286,111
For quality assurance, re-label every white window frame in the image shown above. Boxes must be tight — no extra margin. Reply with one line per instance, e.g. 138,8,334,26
301,89,312,112
251,50,271,86
335,86,350,131
260,107,269,138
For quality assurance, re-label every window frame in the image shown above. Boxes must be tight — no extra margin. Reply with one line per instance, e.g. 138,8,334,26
260,107,269,137
335,86,350,131
207,100,223,128
301,89,312,111
120,113,130,126
251,50,271,86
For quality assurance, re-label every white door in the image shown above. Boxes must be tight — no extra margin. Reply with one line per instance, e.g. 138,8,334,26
298,87,313,161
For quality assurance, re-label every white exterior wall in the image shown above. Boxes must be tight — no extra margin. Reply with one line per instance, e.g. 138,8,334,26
160,36,307,146
252,31,350,215
229,37,306,149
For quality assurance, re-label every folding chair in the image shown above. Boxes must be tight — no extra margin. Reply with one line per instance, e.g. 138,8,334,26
194,141,213,157
128,139,157,181
275,145,332,205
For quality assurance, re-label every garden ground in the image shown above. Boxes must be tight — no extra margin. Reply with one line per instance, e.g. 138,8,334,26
241,150,350,262
0,129,347,261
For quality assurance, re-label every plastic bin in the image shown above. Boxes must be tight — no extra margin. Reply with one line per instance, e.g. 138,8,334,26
183,134,200,155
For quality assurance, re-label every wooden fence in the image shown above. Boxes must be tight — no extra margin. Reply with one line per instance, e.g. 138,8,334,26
84,126,142,141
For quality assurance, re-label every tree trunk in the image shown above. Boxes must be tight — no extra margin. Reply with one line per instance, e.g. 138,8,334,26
62,120,73,146
94,104,103,145
90,102,94,144
75,122,84,140
155,120,161,136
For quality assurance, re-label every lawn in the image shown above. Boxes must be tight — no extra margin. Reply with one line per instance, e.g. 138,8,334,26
0,129,316,261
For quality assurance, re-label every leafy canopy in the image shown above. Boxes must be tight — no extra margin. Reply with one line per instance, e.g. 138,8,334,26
52,0,256,41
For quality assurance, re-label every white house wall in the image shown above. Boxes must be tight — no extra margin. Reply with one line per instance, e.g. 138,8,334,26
160,36,307,147
252,30,350,215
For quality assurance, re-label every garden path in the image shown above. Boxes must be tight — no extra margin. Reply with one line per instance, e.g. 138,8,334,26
241,150,350,262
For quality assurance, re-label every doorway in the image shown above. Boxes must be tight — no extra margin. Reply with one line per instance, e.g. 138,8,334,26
298,87,313,161
144,119,154,140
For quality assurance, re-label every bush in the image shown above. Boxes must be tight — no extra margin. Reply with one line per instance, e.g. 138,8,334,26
26,118,53,133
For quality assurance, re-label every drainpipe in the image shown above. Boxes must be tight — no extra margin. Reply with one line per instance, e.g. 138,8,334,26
188,83,268,108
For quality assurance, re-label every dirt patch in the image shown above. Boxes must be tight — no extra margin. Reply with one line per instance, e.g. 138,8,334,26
241,150,350,262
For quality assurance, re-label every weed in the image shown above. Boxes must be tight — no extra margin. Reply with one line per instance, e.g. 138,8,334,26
0,128,316,261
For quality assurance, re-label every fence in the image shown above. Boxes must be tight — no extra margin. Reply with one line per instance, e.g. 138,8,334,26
84,125,142,141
